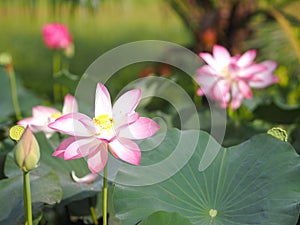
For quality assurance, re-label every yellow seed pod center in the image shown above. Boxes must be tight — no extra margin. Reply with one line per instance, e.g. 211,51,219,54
9,125,25,141
93,114,113,131
51,112,62,119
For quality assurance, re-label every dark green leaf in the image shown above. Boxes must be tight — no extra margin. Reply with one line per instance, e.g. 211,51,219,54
253,101,300,124
0,169,61,224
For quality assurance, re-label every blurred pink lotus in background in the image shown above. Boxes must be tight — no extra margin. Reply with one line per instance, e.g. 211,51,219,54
18,94,78,138
195,45,279,110
42,23,73,50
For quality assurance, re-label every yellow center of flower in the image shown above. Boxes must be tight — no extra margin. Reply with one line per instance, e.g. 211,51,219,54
51,112,62,119
221,66,233,80
93,114,113,131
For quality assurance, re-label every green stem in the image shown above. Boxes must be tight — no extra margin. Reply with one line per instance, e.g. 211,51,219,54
53,51,61,77
102,164,108,225
8,67,22,120
52,51,61,103
23,171,33,225
89,205,99,225
88,197,98,225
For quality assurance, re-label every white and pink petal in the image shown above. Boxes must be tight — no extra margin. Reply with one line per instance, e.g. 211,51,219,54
235,49,256,67
49,113,95,137
212,45,232,68
249,60,279,88
212,79,231,103
113,89,141,128
87,143,108,173
32,106,60,119
95,83,112,117
194,74,218,99
118,117,160,140
231,84,245,110
71,171,98,184
62,94,78,114
238,64,266,78
64,137,100,160
109,138,141,165
196,65,219,77
237,80,253,99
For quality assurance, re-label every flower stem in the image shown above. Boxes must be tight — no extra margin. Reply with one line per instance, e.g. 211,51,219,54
102,164,108,225
88,197,98,225
52,51,61,103
89,205,99,225
8,67,22,120
23,171,33,225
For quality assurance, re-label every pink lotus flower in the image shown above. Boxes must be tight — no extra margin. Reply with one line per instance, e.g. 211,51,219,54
42,23,72,50
18,94,78,138
195,45,279,109
49,83,160,173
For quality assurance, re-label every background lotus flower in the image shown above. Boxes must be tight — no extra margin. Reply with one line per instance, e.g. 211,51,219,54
49,83,160,173
18,94,78,138
195,45,279,110
42,23,73,50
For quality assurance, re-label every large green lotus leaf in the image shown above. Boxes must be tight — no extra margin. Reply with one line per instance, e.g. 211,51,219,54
4,132,102,203
114,128,300,225
139,211,193,225
0,168,61,224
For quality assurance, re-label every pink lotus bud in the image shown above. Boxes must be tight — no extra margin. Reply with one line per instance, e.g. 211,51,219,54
42,23,73,50
13,127,40,172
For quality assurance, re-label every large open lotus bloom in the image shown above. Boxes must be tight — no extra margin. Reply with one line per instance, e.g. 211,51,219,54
49,83,160,173
18,94,78,138
195,45,279,109
42,23,73,50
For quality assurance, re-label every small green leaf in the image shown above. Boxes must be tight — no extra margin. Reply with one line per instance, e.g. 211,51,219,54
267,127,288,141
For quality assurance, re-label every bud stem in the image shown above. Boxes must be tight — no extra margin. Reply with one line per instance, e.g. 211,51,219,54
23,171,33,225
8,67,22,120
89,203,99,225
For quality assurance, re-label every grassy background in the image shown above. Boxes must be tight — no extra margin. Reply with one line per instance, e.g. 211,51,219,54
0,0,193,99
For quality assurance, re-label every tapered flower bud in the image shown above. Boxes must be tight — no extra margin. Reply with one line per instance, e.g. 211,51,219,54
14,127,40,172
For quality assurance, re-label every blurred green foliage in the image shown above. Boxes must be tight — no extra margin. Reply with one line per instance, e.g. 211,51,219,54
0,0,193,98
